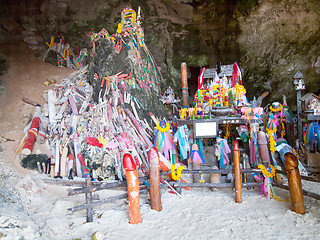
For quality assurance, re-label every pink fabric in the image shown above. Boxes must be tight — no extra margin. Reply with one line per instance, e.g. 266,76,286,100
105,138,119,149
117,132,134,149
216,138,231,166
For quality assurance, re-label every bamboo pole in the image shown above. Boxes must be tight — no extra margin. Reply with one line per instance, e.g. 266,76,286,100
234,140,242,203
181,62,189,108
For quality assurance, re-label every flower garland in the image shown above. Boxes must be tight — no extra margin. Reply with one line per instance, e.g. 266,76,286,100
280,118,285,138
266,127,277,153
156,120,170,132
171,164,185,181
258,164,276,178
235,84,246,94
292,148,300,160
180,108,187,120
270,103,283,112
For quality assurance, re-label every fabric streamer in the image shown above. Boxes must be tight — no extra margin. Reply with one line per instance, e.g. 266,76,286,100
249,123,260,167
305,122,320,152
249,138,256,166
283,105,295,124
174,125,190,161
267,113,277,153
85,136,103,148
196,138,204,156
189,149,205,164
197,67,205,91
216,137,231,169
259,164,287,201
154,120,175,160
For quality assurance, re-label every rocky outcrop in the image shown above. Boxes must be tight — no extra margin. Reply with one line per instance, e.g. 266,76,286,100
87,37,165,119
237,0,320,108
1,0,319,108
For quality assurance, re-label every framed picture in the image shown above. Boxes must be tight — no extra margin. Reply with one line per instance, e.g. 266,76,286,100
193,120,217,138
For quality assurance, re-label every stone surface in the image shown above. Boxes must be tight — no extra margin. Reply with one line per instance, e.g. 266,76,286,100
1,0,319,108
88,38,165,119
237,0,320,107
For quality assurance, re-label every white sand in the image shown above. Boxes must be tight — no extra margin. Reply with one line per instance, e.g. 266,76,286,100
0,41,319,240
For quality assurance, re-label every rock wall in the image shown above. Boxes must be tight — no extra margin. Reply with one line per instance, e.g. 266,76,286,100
237,0,320,108
1,0,319,109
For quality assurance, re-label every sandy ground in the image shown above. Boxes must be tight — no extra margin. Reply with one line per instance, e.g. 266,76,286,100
0,41,320,240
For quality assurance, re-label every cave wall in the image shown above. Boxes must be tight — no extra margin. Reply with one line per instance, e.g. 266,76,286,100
1,0,319,109
237,0,320,108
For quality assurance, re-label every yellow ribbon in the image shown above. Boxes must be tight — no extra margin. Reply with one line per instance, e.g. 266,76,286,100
46,36,54,48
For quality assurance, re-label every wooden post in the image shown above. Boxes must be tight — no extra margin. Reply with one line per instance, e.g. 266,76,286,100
296,87,303,143
123,153,141,224
191,143,201,183
148,147,162,211
22,105,41,155
47,89,57,125
181,62,189,108
192,162,201,183
233,140,242,203
21,116,41,155
257,131,270,165
242,152,247,183
60,146,68,177
284,152,305,214
210,166,221,191
85,178,93,222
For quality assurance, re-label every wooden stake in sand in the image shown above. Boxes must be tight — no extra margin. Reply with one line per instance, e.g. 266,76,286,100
233,140,242,203
123,153,141,224
21,106,41,155
148,147,162,211
181,62,189,108
284,152,305,214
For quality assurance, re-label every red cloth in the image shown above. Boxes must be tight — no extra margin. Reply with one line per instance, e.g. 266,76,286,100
197,67,205,90
85,136,103,148
231,62,238,88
